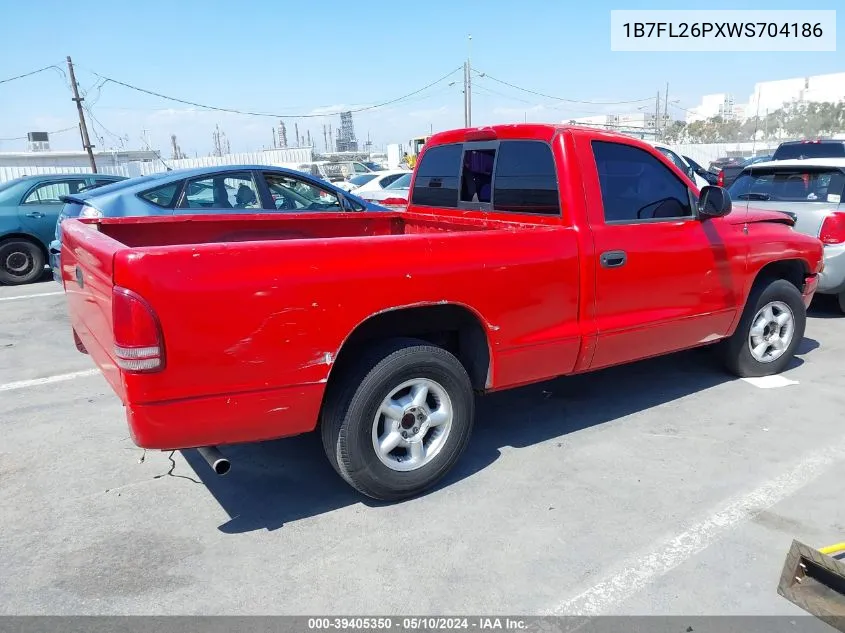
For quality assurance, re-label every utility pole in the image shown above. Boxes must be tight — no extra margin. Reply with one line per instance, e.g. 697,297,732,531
67,56,97,173
463,62,468,127
655,90,661,141
466,34,473,127
663,82,669,139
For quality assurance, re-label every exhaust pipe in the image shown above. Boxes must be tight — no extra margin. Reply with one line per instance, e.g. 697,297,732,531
196,446,231,476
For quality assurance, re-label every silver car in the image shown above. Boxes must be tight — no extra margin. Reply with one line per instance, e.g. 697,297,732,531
727,158,845,312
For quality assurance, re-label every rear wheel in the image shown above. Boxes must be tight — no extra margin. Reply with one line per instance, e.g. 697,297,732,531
0,238,45,285
320,338,474,501
719,278,806,377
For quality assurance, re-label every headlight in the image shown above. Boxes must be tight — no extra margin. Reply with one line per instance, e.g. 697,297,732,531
79,205,103,219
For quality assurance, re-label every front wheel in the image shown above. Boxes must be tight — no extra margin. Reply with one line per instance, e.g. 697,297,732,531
320,338,474,501
719,278,806,377
0,238,45,285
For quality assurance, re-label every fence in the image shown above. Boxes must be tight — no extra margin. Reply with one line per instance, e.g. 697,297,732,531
0,147,314,183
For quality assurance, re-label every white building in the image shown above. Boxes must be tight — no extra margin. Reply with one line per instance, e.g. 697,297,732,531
685,94,743,123
744,72,845,117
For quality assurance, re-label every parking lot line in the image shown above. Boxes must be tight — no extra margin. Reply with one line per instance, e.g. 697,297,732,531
549,437,845,616
0,369,100,392
0,291,63,302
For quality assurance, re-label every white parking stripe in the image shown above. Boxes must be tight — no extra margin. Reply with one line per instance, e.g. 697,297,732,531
0,369,100,392
0,291,63,302
742,375,800,389
549,438,845,616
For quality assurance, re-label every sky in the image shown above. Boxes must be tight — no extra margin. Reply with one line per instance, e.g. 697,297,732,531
0,0,842,157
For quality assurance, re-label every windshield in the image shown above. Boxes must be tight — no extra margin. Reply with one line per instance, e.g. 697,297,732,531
349,174,378,186
728,168,845,203
773,142,845,160
386,173,411,189
0,179,27,204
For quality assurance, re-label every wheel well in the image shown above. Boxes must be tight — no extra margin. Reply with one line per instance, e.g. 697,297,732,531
329,304,492,392
754,259,807,291
0,233,47,260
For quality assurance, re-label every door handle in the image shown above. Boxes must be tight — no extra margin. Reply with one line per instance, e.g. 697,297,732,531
600,250,627,268
25,211,46,219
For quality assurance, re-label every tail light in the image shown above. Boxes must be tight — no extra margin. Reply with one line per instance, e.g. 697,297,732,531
112,287,164,372
819,212,845,245
379,197,409,209
717,170,724,187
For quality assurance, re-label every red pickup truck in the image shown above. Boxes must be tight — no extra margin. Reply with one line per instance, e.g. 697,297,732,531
60,124,823,501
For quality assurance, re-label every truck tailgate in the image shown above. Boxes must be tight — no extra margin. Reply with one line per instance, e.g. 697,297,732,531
60,219,125,400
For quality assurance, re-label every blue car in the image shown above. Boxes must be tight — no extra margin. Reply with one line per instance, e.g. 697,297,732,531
50,165,390,281
0,173,125,285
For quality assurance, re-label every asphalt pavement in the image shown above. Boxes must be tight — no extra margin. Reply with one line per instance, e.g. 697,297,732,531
1,275,844,617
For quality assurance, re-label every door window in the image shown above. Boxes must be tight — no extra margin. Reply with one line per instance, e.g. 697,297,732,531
22,179,85,205
592,141,693,223
182,172,261,209
262,173,342,211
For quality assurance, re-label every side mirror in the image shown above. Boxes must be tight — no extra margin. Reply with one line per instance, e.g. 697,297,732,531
697,185,732,219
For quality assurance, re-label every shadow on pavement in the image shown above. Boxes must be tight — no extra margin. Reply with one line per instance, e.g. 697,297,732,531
184,339,819,534
808,294,844,319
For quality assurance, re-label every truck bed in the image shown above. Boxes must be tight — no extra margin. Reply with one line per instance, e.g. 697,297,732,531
60,212,582,450
92,212,507,248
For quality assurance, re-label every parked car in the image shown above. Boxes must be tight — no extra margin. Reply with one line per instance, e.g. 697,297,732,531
716,154,774,188
650,142,709,190
60,124,822,501
49,165,387,281
683,155,718,185
335,170,410,193
0,173,125,285
708,156,746,175
727,157,845,311
358,173,412,209
772,139,845,161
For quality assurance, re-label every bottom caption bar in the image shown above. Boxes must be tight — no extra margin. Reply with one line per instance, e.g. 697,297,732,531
0,617,843,633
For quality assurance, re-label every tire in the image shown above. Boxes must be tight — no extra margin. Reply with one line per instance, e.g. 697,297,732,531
0,238,45,286
838,291,845,314
719,278,806,377
320,338,474,501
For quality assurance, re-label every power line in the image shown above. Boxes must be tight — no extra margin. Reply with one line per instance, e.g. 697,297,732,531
84,66,463,119
0,64,65,86
471,69,653,105
0,126,77,142
473,81,618,116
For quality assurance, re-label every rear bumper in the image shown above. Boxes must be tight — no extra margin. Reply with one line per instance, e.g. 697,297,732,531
49,240,61,284
125,383,326,450
802,274,819,308
817,243,845,295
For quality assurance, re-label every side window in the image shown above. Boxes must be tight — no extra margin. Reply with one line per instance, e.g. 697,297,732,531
140,182,181,208
592,141,693,223
411,144,462,208
262,173,341,212
657,147,687,173
182,172,260,209
493,141,560,215
23,179,84,204
379,173,404,188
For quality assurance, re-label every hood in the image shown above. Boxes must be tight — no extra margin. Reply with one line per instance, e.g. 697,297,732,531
726,206,796,227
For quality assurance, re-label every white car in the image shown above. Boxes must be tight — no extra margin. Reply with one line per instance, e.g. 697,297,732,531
649,142,710,190
358,173,412,210
335,170,410,193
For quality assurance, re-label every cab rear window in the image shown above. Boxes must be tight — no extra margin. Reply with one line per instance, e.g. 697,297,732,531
411,140,560,215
